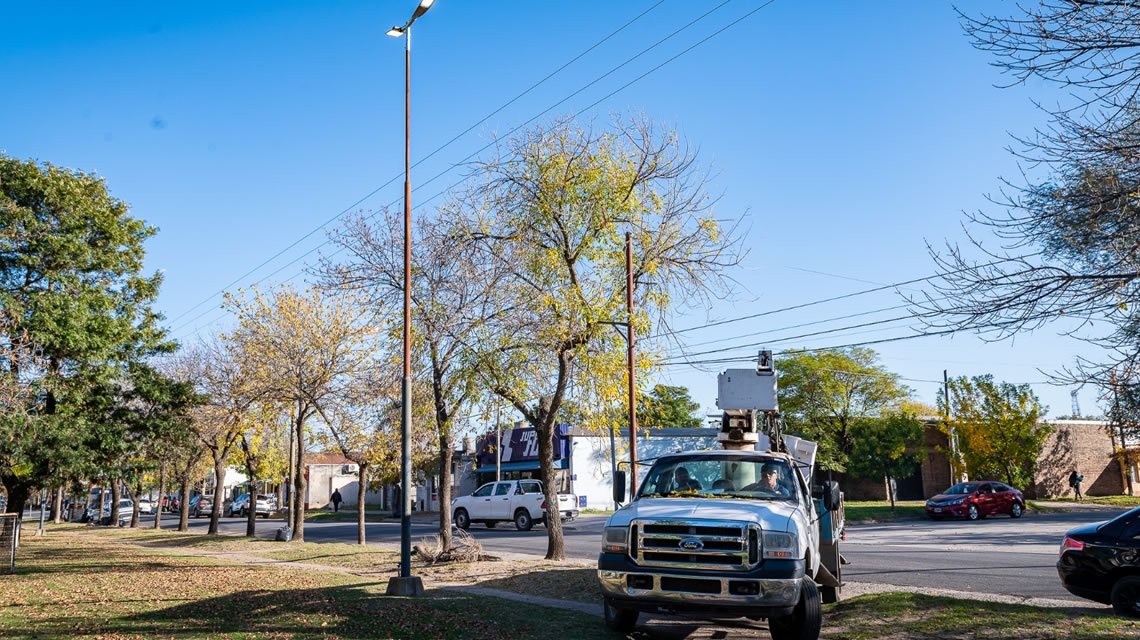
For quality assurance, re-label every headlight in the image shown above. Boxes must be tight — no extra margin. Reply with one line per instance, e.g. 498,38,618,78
948,497,966,505
602,526,629,553
762,531,798,559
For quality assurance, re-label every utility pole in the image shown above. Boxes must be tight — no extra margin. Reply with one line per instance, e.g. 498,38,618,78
495,405,502,483
626,232,639,498
1112,370,1135,496
944,370,965,483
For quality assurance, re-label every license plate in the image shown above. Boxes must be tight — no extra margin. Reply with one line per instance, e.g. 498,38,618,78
934,508,942,513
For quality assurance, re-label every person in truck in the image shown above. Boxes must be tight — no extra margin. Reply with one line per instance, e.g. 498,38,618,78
675,466,701,491
747,461,792,498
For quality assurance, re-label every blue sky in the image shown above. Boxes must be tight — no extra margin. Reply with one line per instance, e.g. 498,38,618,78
1,1,1103,423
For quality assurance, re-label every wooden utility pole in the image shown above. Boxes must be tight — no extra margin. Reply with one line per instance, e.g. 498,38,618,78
944,370,965,483
626,232,639,497
1112,370,1135,496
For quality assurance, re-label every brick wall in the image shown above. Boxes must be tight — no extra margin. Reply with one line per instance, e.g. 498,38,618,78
1031,421,1123,498
921,423,952,498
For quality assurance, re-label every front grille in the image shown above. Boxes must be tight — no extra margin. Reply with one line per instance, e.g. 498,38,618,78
660,576,721,594
632,519,758,571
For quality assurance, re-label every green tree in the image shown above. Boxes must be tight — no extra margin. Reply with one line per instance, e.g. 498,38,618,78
940,375,1050,489
639,384,701,429
778,348,910,472
454,116,739,559
0,156,168,515
848,412,925,511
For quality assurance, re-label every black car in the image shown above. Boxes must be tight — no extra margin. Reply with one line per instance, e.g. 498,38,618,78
1057,506,1140,616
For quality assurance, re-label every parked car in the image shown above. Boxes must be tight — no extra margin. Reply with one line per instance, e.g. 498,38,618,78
226,493,277,518
451,479,578,531
925,481,1025,520
1058,506,1140,616
225,494,248,517
137,498,155,514
189,494,215,519
163,494,183,513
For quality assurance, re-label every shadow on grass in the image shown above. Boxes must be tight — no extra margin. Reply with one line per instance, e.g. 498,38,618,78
80,583,606,640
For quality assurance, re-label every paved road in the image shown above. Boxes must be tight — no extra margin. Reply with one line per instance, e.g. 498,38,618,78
143,506,1126,604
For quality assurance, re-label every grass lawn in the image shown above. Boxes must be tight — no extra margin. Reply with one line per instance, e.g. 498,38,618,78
824,592,1140,640
0,527,617,640
1038,495,1140,508
13,524,1140,639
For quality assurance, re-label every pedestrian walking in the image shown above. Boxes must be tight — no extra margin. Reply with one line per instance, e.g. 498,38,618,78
330,488,343,513
1069,470,1084,502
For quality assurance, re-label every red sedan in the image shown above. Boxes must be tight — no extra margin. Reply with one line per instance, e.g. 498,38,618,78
925,481,1025,521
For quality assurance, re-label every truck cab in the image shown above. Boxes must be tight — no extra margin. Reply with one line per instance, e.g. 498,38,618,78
597,352,842,640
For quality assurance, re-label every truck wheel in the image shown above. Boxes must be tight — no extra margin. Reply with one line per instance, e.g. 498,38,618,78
454,508,470,530
768,579,822,640
603,597,639,632
514,509,533,531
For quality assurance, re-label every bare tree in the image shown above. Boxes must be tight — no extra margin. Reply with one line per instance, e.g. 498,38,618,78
452,115,741,559
918,3,1140,390
315,210,494,551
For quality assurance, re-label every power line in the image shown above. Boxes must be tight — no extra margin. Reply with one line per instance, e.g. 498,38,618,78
166,1,671,327
663,314,913,361
169,0,782,340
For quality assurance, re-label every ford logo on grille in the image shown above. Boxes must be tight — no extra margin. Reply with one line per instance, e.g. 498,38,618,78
678,538,704,551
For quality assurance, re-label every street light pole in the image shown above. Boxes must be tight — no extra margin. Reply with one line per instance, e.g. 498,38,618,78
385,0,434,599
626,232,639,497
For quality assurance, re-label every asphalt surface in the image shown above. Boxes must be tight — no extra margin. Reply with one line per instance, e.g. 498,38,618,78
117,506,1128,604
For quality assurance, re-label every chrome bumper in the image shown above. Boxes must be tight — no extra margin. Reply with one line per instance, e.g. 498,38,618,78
598,570,800,607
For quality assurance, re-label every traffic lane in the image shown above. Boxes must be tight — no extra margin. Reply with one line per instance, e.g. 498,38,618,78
846,508,1128,554
154,512,609,560
842,544,1079,601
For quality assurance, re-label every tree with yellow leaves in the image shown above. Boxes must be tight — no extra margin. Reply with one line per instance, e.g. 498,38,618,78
224,285,375,542
451,115,740,560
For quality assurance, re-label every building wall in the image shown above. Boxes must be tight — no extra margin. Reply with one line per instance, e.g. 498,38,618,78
569,427,719,511
1032,421,1124,498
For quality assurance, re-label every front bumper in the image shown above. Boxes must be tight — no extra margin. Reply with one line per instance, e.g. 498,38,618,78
926,503,967,518
561,509,579,520
597,552,803,614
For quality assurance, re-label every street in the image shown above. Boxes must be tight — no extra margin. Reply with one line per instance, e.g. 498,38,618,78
141,507,1127,604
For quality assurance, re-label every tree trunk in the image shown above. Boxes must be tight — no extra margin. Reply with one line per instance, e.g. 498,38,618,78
208,457,226,535
130,478,142,528
438,434,453,551
291,409,306,542
245,464,257,538
356,464,368,545
52,486,63,524
536,399,565,560
109,482,121,527
99,486,109,524
178,470,191,532
154,462,166,530
886,474,896,511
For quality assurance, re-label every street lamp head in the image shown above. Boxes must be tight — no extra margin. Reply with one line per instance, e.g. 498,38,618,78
386,26,405,37
418,0,435,10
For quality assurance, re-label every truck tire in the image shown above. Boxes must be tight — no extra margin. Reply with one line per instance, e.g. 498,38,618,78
603,597,639,632
768,578,822,640
514,509,533,531
454,508,470,530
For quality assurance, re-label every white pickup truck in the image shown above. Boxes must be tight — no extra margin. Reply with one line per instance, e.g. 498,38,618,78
452,479,579,531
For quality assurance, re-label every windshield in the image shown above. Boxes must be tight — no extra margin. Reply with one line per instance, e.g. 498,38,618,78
944,483,978,495
638,455,797,502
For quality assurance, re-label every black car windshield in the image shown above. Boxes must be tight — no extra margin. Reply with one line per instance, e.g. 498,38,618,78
944,483,978,495
638,455,797,501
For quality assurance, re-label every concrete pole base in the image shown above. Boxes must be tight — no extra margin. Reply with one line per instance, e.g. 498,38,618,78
385,576,424,597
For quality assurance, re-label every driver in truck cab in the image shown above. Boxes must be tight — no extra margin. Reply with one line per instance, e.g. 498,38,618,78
759,462,792,498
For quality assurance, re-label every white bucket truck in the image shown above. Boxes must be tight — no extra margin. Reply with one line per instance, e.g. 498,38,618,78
597,351,843,640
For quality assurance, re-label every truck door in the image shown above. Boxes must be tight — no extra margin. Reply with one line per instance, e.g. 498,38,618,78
492,482,514,519
468,483,495,519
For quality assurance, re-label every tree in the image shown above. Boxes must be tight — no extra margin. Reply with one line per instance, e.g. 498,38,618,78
0,156,169,515
316,209,490,552
638,384,701,429
224,285,373,542
453,116,740,559
939,375,1051,489
918,4,1140,390
231,403,289,536
314,374,434,545
777,348,911,472
848,412,925,511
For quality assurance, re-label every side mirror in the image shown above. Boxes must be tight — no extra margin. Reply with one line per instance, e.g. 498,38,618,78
613,470,627,504
821,480,840,512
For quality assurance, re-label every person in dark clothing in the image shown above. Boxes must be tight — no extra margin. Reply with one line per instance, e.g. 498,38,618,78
331,489,343,512
1068,470,1084,502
